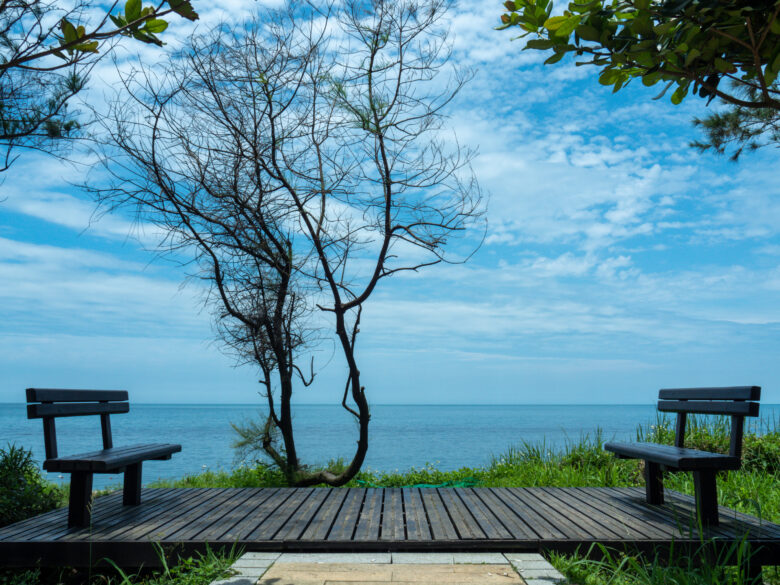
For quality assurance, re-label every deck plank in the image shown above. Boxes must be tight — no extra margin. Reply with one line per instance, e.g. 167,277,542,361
570,488,677,539
538,487,637,540
354,488,383,541
402,488,432,541
420,489,458,540
168,489,257,540
477,489,539,540
244,488,312,541
327,488,365,541
456,489,513,540
125,488,237,541
217,488,291,541
380,488,405,541
274,488,330,541
299,489,348,541
198,489,281,541
519,487,615,540
438,488,486,540
498,488,569,540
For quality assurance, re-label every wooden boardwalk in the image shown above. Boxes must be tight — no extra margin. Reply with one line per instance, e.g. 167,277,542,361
1,487,778,567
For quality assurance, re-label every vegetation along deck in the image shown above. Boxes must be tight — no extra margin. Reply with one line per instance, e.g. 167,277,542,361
0,487,777,568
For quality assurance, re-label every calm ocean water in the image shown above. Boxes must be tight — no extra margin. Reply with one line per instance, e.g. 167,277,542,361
1,403,777,489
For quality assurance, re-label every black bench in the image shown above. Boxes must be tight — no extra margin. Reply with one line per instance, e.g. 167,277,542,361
26,388,182,527
605,386,760,526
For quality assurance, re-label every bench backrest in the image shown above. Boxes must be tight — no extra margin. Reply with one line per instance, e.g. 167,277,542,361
26,388,129,460
657,386,760,459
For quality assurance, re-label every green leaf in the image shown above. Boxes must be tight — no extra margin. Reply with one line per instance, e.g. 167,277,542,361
168,0,199,21
556,16,581,37
544,51,566,64
72,41,99,52
684,48,701,66
109,14,127,28
770,16,780,35
671,84,688,104
576,24,600,42
598,68,620,85
641,71,662,86
132,30,163,45
544,16,569,31
125,0,142,22
653,21,675,35
714,57,736,73
634,51,655,68
524,39,555,50
143,18,168,33
60,19,78,43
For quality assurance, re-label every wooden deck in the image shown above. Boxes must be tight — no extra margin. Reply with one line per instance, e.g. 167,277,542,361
1,487,778,567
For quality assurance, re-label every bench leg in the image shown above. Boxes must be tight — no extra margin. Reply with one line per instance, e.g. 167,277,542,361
693,470,719,526
123,462,143,506
645,461,664,505
68,472,93,528
744,562,762,585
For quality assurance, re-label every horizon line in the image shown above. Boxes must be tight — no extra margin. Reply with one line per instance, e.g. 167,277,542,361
2,402,779,406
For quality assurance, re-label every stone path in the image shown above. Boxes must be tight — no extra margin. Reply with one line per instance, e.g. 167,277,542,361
210,552,568,585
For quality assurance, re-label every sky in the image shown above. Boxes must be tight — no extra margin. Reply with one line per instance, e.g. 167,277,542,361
0,0,778,405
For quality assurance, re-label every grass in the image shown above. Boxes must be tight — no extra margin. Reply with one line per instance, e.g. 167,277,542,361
0,545,239,585
3,414,778,584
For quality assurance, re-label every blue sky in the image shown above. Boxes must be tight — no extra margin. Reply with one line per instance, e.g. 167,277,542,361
0,1,778,405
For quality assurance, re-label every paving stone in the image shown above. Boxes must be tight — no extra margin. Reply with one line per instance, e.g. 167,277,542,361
231,567,267,577
257,562,524,584
392,564,523,582
268,563,394,575
392,552,454,564
259,564,393,581
210,578,258,585
232,559,276,569
257,578,323,585
503,552,546,562
452,553,509,564
275,552,391,564
240,552,282,561
524,580,566,585
513,560,556,570
519,568,565,580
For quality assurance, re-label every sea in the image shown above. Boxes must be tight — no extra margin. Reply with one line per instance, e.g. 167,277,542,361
1,403,777,490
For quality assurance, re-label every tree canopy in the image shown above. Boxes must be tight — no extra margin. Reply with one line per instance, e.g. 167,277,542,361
498,0,780,157
0,0,198,170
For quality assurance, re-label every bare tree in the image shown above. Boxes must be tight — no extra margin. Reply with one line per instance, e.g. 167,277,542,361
90,0,484,486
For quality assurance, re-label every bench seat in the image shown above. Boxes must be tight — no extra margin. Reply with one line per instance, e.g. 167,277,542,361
26,387,181,527
604,442,741,471
603,386,760,528
43,443,181,473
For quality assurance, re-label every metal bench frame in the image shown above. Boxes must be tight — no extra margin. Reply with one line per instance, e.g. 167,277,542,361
605,386,761,526
26,388,181,527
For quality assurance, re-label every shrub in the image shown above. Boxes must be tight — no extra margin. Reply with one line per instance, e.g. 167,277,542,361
0,444,63,528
